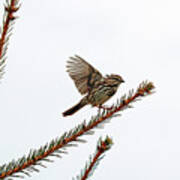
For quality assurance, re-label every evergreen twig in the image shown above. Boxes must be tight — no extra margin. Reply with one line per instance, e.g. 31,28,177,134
0,81,155,179
73,136,113,180
0,0,20,80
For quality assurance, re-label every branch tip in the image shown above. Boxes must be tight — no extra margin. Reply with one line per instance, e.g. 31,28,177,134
74,136,113,180
0,0,20,80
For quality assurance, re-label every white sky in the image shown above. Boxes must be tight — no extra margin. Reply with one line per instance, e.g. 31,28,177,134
0,0,180,179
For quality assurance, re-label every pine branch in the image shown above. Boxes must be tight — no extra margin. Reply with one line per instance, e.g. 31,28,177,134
73,136,113,180
0,81,155,179
0,0,20,80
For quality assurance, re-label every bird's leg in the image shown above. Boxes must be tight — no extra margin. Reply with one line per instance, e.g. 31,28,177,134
98,105,113,111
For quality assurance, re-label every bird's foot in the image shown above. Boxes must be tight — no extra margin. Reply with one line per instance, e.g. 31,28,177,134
98,105,113,111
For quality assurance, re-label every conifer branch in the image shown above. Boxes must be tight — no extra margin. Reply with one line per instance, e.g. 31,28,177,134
73,136,113,180
0,81,155,179
0,0,20,80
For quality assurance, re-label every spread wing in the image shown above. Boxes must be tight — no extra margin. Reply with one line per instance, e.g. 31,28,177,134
66,55,103,95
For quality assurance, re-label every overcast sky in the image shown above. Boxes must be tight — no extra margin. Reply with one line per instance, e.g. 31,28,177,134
0,0,180,179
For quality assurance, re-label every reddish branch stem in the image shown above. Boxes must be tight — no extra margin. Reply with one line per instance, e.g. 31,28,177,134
0,82,154,179
81,141,108,180
81,151,102,180
0,0,18,57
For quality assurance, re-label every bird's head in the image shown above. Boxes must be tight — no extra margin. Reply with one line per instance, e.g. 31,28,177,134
106,74,125,86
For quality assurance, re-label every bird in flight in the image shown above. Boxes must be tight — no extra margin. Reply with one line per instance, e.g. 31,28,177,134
62,55,125,116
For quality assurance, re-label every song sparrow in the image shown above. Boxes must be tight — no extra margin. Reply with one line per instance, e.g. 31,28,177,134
62,55,125,116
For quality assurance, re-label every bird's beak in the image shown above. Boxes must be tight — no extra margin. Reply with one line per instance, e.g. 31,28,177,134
121,79,125,83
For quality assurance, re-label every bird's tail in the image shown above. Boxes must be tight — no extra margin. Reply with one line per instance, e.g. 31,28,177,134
62,98,87,117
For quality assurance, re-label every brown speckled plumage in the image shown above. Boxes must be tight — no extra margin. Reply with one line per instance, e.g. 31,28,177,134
63,55,124,116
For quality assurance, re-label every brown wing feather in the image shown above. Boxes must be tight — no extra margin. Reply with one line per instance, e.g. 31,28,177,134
66,55,102,94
